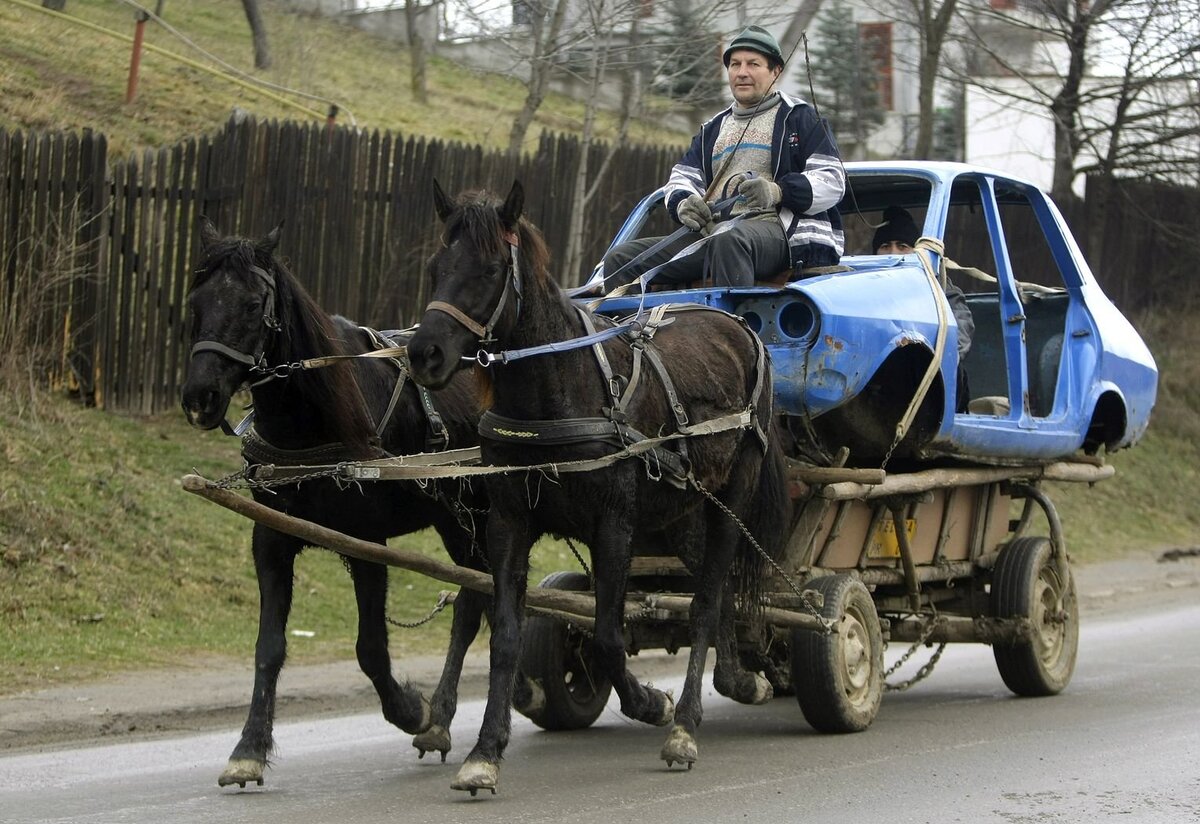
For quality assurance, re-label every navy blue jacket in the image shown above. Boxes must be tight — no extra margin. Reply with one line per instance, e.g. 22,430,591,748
665,91,846,270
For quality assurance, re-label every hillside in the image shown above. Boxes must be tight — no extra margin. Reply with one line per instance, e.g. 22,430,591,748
0,0,690,156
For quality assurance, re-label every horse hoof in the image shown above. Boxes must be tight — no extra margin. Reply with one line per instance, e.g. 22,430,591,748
218,758,265,788
451,758,499,796
413,724,451,762
513,678,547,720
660,725,698,769
749,672,774,705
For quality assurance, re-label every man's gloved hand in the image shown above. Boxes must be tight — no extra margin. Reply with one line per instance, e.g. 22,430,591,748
677,194,714,234
737,176,782,210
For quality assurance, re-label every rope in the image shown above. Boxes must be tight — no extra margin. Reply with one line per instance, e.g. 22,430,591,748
879,235,950,469
114,0,357,125
4,0,327,121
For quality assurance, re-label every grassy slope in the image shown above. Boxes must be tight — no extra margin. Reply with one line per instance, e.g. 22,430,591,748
0,389,581,693
0,0,688,156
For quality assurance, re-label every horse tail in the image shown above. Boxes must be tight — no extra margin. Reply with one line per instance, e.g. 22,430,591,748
730,417,791,623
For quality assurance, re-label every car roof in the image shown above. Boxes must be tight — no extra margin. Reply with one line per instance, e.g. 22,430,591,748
841,161,1048,213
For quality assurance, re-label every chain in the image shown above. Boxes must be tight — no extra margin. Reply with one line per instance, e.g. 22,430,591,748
883,614,946,692
207,463,345,490
386,590,453,629
688,475,835,634
563,536,593,581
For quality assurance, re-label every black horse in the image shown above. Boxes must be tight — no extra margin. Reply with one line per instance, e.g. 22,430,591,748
408,182,790,794
181,220,536,787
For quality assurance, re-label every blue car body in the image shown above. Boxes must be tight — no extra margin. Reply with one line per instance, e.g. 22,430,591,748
586,161,1158,466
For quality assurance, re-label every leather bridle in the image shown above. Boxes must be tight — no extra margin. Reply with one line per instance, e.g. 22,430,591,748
189,263,280,384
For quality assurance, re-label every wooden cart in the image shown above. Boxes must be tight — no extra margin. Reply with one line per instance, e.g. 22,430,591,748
184,455,1106,735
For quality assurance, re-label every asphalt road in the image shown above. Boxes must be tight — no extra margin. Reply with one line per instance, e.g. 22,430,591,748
1,583,1198,824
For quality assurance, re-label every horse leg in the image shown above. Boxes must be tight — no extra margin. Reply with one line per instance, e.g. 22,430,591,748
712,584,773,706
412,579,483,761
660,510,741,769
590,527,676,728
451,510,535,796
347,555,432,736
415,519,544,762
219,525,299,788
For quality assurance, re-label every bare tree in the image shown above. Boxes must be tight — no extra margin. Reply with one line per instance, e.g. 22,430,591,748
507,0,571,158
906,0,959,158
955,0,1199,203
406,0,429,103
241,0,271,70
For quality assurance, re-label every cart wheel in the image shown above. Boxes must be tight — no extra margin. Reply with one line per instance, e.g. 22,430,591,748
991,536,1078,696
789,574,883,733
520,571,612,731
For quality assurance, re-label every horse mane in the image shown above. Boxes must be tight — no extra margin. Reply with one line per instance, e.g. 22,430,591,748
444,190,553,290
191,237,379,458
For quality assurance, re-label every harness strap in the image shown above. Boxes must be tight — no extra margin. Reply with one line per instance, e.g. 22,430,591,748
245,409,754,486
479,411,624,447
575,306,622,412
241,426,386,467
616,303,674,418
745,321,771,452
191,340,260,368
427,300,487,340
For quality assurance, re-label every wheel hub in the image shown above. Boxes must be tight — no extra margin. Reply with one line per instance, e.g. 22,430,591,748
839,611,872,699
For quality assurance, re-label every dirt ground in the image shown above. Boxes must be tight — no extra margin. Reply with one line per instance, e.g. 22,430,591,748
1,547,1196,755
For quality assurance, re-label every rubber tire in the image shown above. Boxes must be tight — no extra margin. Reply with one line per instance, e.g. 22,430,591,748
790,574,884,733
520,571,612,731
991,536,1078,696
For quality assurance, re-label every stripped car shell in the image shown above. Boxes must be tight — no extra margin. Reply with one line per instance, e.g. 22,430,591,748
587,161,1158,467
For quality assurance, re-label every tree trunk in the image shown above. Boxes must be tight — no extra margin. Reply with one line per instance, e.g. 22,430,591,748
913,0,958,159
508,0,569,158
562,6,611,282
780,0,825,57
241,0,271,70
1050,9,1089,203
405,0,429,104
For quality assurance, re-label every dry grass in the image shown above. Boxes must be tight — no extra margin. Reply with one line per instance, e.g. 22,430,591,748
0,0,689,157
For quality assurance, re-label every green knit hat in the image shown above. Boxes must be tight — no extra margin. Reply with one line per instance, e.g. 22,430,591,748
722,25,785,69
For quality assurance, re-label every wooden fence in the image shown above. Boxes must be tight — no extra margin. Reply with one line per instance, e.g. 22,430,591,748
1,117,1197,415
0,118,679,414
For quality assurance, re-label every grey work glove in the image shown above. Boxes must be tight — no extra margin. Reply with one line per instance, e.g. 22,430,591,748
677,194,714,234
737,176,782,210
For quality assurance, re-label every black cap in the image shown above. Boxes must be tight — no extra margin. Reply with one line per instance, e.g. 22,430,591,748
722,25,785,69
873,206,920,251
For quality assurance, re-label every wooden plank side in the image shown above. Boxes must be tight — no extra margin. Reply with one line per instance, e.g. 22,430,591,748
145,146,169,413
74,131,107,407
160,141,184,408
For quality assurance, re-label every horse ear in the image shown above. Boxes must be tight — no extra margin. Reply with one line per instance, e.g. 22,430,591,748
499,180,524,229
198,216,221,251
259,221,283,254
433,179,455,222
